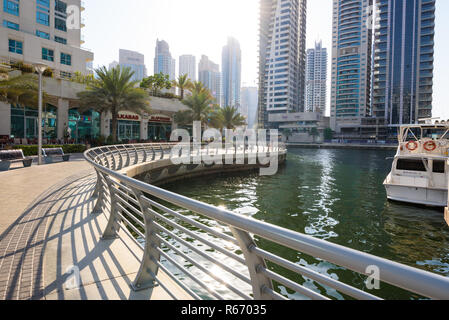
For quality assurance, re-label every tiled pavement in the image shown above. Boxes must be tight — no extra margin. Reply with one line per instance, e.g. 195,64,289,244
0,170,93,300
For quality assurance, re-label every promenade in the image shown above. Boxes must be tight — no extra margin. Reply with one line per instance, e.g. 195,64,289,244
0,155,190,300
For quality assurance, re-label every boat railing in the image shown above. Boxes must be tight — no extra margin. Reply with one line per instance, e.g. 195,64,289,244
84,143,449,300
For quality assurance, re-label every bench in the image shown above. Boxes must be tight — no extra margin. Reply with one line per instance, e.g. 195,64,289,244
0,150,33,171
43,148,71,164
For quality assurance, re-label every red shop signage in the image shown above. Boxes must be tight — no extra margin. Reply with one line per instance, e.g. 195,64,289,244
118,114,140,121
149,115,171,123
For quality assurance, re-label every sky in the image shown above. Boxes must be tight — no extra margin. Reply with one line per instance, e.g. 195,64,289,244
83,0,449,119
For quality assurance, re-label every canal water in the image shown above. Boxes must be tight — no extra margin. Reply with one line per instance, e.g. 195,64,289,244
158,148,449,300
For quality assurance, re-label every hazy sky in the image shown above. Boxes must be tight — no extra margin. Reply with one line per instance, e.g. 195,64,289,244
84,0,448,118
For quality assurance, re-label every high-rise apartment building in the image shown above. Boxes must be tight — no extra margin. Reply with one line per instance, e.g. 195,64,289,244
179,54,196,81
154,39,175,80
0,0,93,77
305,40,328,115
258,0,307,129
241,87,259,129
222,37,242,108
119,49,147,82
372,0,435,125
198,55,221,105
330,0,373,132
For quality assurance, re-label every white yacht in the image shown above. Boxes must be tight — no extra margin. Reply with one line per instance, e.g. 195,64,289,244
384,123,449,207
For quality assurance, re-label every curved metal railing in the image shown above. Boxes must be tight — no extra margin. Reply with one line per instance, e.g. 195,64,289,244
84,143,449,300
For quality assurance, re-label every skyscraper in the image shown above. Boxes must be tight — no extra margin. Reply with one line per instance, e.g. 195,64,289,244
154,39,176,80
258,0,307,129
222,37,242,108
241,87,259,129
119,49,147,81
372,0,435,125
179,54,196,81
198,55,221,105
305,40,328,115
330,0,373,132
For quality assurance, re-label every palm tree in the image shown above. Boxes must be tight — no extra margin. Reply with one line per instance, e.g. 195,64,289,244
210,106,247,130
172,74,192,100
190,81,214,99
0,73,42,107
77,66,150,142
175,90,214,128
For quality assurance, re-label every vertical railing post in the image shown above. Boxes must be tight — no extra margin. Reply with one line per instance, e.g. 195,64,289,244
130,189,161,291
160,144,164,159
230,227,274,300
101,176,121,239
92,170,107,215
114,146,124,170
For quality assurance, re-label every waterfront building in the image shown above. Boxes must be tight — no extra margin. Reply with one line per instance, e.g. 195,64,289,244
372,0,435,126
305,40,327,115
154,39,175,80
179,54,196,81
119,49,147,82
222,37,241,108
0,0,93,78
198,55,221,105
240,86,258,129
0,0,94,142
330,0,373,133
258,0,307,129
268,111,330,143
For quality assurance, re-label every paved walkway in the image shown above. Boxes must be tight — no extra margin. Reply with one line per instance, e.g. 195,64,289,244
0,157,191,300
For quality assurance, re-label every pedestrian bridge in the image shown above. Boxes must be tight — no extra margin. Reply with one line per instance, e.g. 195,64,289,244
0,143,449,300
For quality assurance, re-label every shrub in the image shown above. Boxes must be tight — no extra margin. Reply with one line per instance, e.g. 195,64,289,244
13,144,87,156
43,68,53,77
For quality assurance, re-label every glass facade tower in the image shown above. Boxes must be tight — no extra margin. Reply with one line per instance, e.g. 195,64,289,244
372,0,435,125
222,37,242,108
330,0,373,132
258,0,307,129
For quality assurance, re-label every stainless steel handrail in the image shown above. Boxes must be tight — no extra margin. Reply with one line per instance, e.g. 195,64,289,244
84,143,449,300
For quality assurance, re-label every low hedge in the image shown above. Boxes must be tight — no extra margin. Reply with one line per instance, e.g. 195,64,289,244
12,144,87,156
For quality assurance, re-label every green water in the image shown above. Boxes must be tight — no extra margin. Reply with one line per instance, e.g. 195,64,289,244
159,148,449,299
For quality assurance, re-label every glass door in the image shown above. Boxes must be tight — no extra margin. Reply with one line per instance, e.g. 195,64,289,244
25,117,37,139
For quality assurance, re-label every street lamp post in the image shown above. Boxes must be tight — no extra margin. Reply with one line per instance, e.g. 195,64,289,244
34,63,47,166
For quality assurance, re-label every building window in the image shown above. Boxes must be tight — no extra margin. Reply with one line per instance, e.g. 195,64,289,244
3,20,19,30
36,30,50,40
8,39,22,54
60,71,71,78
3,0,19,16
36,11,49,26
55,17,67,31
60,52,71,66
55,36,67,44
55,0,67,13
42,47,54,61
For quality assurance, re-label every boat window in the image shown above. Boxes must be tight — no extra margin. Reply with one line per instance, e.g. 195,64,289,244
433,160,445,173
396,159,427,172
422,129,449,140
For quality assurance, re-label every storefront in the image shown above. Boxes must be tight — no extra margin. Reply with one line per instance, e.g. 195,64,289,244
112,113,141,141
10,104,57,140
68,109,101,143
148,114,172,142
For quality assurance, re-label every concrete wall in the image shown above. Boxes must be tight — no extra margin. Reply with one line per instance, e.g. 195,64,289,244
0,101,10,136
